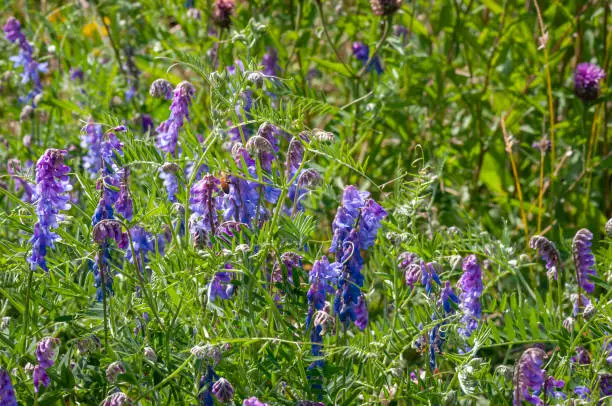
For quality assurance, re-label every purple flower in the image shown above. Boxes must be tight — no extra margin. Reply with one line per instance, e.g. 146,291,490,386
572,228,597,293
198,365,219,406
600,374,612,398
306,256,340,329
353,296,368,330
69,67,84,82
543,376,566,400
190,174,222,240
149,79,173,99
575,386,591,400
513,348,546,406
33,365,50,393
262,48,280,76
420,261,441,296
572,293,591,316
0,367,17,405
352,41,383,75
530,235,561,279
105,361,126,383
571,347,591,365
209,266,235,301
330,186,368,256
29,149,72,271
212,378,234,403
213,0,235,28
125,226,156,265
36,337,59,368
243,397,268,406
3,17,47,103
159,162,180,202
156,81,195,156
114,168,133,221
438,281,459,314
272,252,302,284
103,392,132,406
358,198,387,250
574,62,605,101
81,120,124,177
398,252,420,288
457,255,483,337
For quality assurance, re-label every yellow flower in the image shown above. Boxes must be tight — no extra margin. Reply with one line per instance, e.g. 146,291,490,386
48,9,65,23
82,17,110,38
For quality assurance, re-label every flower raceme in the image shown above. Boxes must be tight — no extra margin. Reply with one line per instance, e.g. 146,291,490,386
530,235,561,280
155,81,195,156
457,255,483,338
29,149,72,271
572,228,597,294
3,17,47,103
513,348,565,405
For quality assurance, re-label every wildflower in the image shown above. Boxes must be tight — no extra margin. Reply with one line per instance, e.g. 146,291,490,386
213,0,235,28
262,48,280,76
149,79,174,100
330,186,368,256
212,378,234,403
438,281,459,314
36,337,59,368
370,0,402,16
29,149,72,271
543,377,566,401
187,8,202,20
114,168,133,221
571,347,591,365
33,365,50,392
600,374,612,398
106,361,125,383
69,67,84,82
571,293,591,317
573,228,597,293
133,113,154,134
352,42,383,75
208,266,235,301
272,252,302,284
335,231,367,329
457,255,483,337
143,346,157,362
306,257,340,329
0,367,17,406
102,392,132,406
394,25,408,44
562,317,574,331
398,252,421,288
575,386,591,400
81,119,123,176
156,81,195,156
512,348,564,405
191,344,222,365
243,397,268,406
198,365,219,406
358,198,387,250
125,226,156,265
574,62,605,101
159,162,180,202
421,261,442,296
530,235,561,280
3,17,47,103
531,138,551,154
190,174,222,239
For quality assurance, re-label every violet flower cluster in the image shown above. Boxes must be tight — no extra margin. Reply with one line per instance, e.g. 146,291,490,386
155,81,195,156
0,367,17,406
3,17,47,103
159,162,180,202
513,348,565,405
33,337,59,393
530,235,561,279
352,42,383,75
572,228,597,294
457,254,483,338
331,186,387,330
29,149,72,271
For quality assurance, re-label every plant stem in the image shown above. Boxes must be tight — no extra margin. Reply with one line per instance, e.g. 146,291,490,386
356,16,391,79
22,267,34,353
97,249,109,351
314,0,354,76
536,149,545,233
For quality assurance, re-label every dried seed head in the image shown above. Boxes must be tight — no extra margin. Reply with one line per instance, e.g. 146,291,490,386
213,0,235,28
247,71,265,87
583,304,596,320
144,346,157,362
605,218,612,238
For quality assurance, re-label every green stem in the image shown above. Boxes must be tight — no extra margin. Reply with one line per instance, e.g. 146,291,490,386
22,267,34,353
